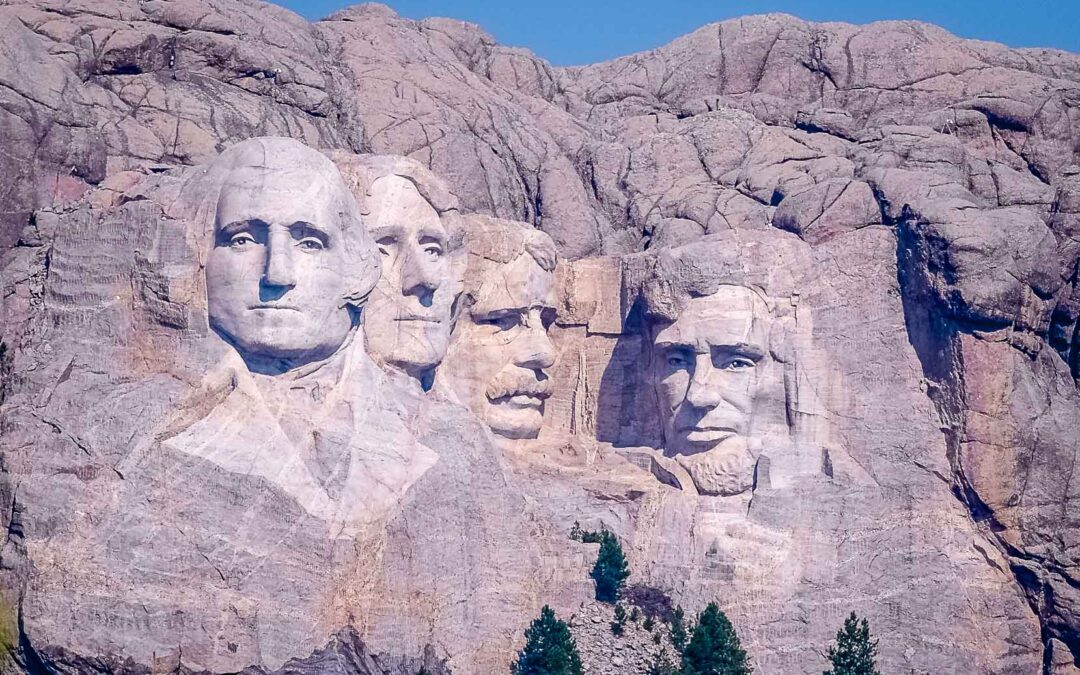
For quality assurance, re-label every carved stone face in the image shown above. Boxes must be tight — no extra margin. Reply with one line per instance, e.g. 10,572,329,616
442,253,556,440
206,167,356,371
650,285,770,494
363,175,458,380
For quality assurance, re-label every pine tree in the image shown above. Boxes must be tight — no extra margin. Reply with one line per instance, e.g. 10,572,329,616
681,602,752,675
511,605,583,675
647,648,681,675
670,605,688,653
823,612,880,675
590,530,630,603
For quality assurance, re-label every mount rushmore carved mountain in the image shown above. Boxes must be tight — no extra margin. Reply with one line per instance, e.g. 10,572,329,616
0,0,1079,673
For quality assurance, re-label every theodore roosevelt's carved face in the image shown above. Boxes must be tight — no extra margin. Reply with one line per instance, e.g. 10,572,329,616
442,247,556,442
363,175,460,383
650,285,771,495
205,165,357,373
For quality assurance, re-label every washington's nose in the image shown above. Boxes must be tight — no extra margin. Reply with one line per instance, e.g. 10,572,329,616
400,247,442,307
263,228,297,289
515,322,556,371
684,354,723,409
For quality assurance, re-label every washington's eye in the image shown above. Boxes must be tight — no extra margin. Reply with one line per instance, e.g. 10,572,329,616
229,233,256,248
297,237,324,252
721,356,756,371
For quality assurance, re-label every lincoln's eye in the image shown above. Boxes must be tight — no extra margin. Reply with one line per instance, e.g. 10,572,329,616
721,356,756,371
665,351,690,369
422,242,444,258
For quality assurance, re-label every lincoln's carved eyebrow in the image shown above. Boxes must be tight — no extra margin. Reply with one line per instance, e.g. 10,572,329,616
713,343,767,361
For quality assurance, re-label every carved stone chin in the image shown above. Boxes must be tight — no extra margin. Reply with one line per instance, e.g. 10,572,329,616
672,436,760,496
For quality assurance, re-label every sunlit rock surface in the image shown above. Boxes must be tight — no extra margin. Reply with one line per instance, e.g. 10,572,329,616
2,1,1079,673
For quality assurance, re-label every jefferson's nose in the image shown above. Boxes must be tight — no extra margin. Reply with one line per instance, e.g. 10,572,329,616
263,228,297,288
684,354,723,409
400,246,442,306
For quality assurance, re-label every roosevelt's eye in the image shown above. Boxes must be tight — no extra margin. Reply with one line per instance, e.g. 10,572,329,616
720,356,757,371
479,314,520,331
297,237,324,252
229,232,256,248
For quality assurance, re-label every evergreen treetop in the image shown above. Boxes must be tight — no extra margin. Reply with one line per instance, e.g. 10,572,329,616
681,602,752,675
590,530,630,603
511,605,583,675
824,612,880,675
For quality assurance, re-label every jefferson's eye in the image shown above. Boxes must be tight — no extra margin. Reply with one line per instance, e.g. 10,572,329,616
376,237,395,257
229,233,256,248
721,356,756,371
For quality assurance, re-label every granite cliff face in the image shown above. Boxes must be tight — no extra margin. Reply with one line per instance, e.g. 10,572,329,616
1,1,1079,674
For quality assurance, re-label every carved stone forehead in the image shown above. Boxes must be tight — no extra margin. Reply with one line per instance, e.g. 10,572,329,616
204,137,360,234
642,233,792,325
458,214,558,314
330,151,464,248
651,286,771,351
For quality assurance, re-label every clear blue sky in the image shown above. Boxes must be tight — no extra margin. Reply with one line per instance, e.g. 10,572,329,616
274,0,1079,66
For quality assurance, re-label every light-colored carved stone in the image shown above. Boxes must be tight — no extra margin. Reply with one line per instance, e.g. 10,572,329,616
438,215,558,443
332,152,466,388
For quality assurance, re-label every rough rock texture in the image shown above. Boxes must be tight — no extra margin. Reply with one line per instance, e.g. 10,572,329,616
1,1,1080,674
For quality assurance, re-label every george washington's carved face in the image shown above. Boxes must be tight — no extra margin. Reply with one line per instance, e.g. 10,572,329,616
206,166,358,373
650,285,771,495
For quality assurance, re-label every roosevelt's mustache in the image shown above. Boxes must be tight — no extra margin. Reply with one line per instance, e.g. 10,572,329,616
486,373,553,401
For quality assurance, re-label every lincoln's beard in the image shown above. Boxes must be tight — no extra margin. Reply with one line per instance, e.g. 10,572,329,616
672,436,759,496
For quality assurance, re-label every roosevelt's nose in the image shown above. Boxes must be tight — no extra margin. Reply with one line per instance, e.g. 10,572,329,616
263,227,297,289
400,246,442,307
514,315,555,371
684,354,723,409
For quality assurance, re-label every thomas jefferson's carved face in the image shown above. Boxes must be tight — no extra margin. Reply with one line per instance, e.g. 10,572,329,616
206,167,355,371
442,253,556,441
650,285,770,495
362,176,460,382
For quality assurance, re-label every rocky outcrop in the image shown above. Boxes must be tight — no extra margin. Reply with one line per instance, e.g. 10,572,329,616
1,1,1079,674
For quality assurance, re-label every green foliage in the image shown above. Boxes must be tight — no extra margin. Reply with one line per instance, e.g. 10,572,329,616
630,606,641,622
612,603,627,635
569,520,604,544
653,632,662,645
590,531,630,602
643,615,655,632
824,612,880,675
681,602,752,675
670,605,688,653
511,605,583,675
647,648,681,675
